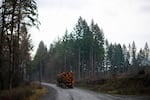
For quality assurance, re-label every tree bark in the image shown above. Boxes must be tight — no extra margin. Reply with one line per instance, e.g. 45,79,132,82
78,47,80,80
90,47,94,77
9,0,17,90
0,0,6,90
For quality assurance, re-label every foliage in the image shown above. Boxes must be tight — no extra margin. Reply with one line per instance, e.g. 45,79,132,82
32,17,105,81
32,16,150,82
0,0,39,90
32,41,48,81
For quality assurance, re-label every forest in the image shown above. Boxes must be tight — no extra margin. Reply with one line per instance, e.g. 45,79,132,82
32,17,150,82
0,0,39,90
0,0,150,93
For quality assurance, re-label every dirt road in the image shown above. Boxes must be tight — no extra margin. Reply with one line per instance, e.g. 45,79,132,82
41,82,150,100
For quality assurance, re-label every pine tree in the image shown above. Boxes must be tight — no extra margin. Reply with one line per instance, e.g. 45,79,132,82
137,49,145,67
73,16,90,79
122,44,130,72
107,44,114,73
33,41,48,82
0,0,39,89
131,41,137,67
143,42,150,66
20,23,33,81
104,39,110,74
90,20,104,76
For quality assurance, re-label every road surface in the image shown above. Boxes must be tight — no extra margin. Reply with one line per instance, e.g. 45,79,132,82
41,82,150,100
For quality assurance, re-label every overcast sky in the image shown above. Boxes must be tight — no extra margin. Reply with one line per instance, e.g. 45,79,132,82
31,0,150,54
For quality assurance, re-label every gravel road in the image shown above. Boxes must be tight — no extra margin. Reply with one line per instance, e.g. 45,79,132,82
40,82,150,100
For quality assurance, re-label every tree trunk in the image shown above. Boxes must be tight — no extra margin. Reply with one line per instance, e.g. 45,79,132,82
93,52,96,78
64,51,67,71
90,47,94,77
39,62,42,86
9,0,17,90
78,47,80,80
16,0,21,83
0,0,6,90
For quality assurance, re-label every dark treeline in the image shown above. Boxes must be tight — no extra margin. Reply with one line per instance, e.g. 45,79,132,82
32,17,150,82
0,0,39,90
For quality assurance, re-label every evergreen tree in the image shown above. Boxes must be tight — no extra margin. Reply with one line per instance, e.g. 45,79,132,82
137,49,145,67
107,44,114,73
73,16,90,79
122,44,130,72
20,23,33,81
90,20,104,75
0,0,39,89
33,41,48,81
104,39,110,73
131,41,137,66
143,42,150,66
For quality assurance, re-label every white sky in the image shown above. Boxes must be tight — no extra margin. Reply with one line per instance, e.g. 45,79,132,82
31,0,150,54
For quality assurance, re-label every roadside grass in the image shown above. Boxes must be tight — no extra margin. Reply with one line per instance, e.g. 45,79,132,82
0,82,47,100
28,83,47,100
76,74,150,95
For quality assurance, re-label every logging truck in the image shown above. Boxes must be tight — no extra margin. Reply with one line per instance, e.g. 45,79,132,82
56,72,74,88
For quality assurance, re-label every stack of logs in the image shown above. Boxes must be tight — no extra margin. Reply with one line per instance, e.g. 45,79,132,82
57,72,74,88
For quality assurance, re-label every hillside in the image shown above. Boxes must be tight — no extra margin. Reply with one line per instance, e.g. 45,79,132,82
76,71,150,95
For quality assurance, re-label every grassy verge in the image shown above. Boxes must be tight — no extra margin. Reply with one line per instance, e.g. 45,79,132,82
76,74,150,95
28,83,47,100
0,82,47,100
